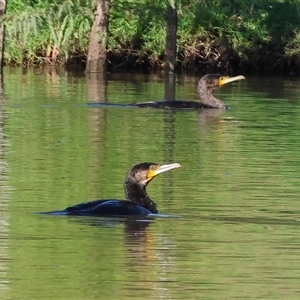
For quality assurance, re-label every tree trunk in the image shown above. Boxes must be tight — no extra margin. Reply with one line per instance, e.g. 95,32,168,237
0,0,6,72
165,0,177,74
86,0,110,73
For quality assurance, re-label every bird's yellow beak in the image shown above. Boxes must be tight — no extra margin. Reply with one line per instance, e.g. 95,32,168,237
147,163,181,181
219,75,245,86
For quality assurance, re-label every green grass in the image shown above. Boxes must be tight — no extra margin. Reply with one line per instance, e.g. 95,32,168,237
4,0,300,74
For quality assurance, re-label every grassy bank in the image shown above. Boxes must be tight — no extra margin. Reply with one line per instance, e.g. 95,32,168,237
4,0,300,74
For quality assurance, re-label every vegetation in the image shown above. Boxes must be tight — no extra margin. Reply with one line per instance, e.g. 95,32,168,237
3,0,300,74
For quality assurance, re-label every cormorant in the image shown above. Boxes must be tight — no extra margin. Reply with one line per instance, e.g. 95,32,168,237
41,162,181,216
133,74,245,109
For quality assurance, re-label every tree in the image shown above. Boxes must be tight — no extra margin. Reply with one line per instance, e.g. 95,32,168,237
165,0,177,74
0,0,6,71
86,0,110,73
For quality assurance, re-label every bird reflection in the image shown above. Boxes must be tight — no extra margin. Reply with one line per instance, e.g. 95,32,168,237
64,214,174,297
68,216,156,260
69,215,153,231
197,107,226,128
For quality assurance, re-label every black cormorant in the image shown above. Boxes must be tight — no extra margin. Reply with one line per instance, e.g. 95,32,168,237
133,74,245,109
41,162,181,216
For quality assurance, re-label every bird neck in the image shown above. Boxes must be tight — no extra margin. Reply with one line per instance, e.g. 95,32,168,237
124,181,158,213
197,82,227,109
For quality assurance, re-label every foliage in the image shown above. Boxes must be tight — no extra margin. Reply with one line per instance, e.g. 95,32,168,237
3,0,300,73
5,0,94,65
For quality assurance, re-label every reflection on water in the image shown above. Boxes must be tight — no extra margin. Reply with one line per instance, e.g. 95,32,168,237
1,69,300,299
0,83,10,299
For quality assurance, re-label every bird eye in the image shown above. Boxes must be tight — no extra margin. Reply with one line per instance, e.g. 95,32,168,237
149,165,157,170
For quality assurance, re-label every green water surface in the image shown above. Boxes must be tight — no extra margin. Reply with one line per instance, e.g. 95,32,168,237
0,68,300,299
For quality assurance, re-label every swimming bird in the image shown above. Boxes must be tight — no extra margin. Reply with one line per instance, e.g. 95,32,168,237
133,74,245,109
41,162,181,216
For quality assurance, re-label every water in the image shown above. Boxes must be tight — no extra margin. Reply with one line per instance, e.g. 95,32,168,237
1,68,300,299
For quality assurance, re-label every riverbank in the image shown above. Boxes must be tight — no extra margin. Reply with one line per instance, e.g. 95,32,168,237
5,0,300,75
